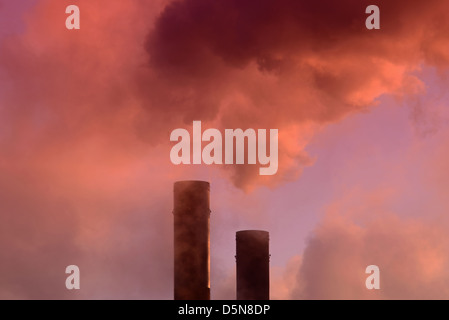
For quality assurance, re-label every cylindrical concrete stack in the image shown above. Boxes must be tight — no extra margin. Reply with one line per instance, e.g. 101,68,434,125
173,180,211,300
236,230,270,300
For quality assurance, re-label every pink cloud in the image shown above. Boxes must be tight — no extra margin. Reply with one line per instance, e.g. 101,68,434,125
1,0,449,299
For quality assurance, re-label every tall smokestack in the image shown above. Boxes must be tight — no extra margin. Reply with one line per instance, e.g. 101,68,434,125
173,180,211,300
236,230,270,300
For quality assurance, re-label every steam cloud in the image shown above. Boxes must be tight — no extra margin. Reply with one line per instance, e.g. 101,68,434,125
1,0,449,299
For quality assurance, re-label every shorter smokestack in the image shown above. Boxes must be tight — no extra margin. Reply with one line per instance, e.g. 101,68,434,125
236,230,270,300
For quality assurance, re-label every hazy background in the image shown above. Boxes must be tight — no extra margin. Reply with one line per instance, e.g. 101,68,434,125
1,0,449,299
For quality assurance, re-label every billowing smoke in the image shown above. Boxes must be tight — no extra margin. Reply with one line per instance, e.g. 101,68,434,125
1,0,449,299
284,204,449,299
145,0,449,188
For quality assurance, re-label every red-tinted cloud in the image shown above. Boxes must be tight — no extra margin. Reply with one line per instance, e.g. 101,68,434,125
145,0,449,187
1,0,449,299
286,196,449,299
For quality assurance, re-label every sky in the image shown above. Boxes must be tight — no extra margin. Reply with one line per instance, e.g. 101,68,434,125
1,0,449,299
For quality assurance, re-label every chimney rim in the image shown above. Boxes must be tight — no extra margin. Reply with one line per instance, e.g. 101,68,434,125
174,180,210,189
236,230,269,235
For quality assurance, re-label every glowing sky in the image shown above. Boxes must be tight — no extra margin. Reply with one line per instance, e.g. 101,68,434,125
1,0,449,299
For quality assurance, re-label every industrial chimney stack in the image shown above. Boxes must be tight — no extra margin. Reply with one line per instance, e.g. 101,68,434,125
173,180,211,300
236,230,270,300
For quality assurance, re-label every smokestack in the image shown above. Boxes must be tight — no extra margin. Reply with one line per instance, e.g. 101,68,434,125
236,230,270,300
173,180,211,300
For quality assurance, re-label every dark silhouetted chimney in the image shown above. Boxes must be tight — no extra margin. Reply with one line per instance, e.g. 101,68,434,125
173,180,210,300
236,230,270,300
